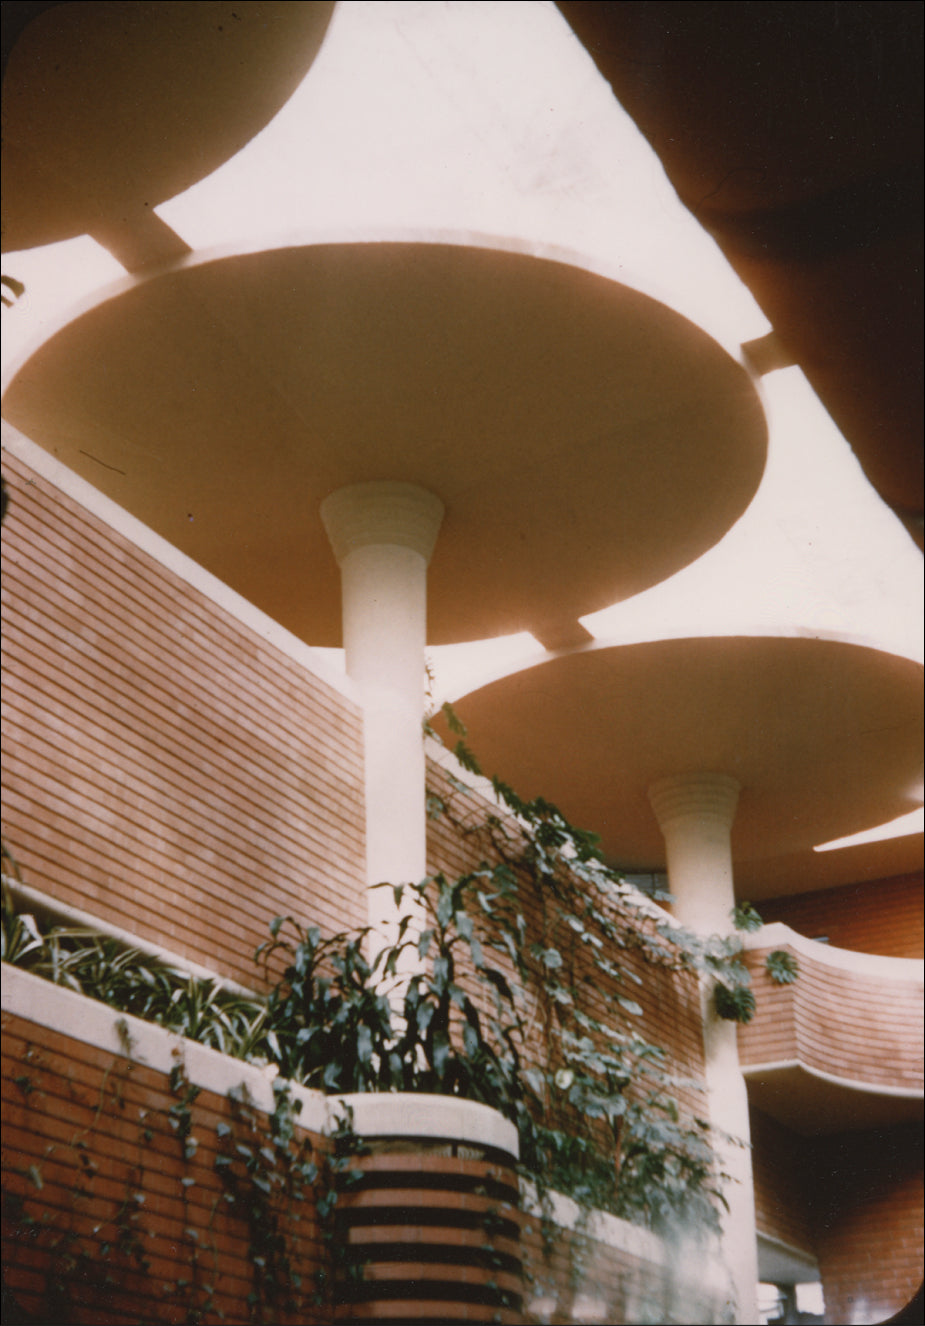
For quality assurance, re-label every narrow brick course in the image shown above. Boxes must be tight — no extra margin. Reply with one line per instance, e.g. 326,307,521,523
757,874,923,958
1,454,367,984
740,943,923,1091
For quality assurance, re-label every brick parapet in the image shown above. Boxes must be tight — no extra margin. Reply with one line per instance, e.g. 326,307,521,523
1,450,368,985
2,969,719,1325
740,926,923,1094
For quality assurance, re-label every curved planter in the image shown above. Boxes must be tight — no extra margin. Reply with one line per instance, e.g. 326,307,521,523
332,1093,523,1325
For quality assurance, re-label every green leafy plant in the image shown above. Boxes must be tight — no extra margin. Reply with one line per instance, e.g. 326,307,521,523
254,918,396,1092
731,900,764,933
6,689,777,1284
765,949,800,984
713,982,757,1023
2,868,267,1057
252,851,726,1233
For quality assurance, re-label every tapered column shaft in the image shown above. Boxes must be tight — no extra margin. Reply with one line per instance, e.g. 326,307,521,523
321,482,444,946
649,772,758,1326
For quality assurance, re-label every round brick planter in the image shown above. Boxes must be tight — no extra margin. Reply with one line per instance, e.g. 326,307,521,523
332,1094,523,1325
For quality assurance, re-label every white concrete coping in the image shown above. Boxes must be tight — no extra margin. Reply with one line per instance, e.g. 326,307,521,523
1,965,519,1152
740,1056,924,1103
2,964,323,1120
521,1180,665,1266
756,1231,820,1284
425,732,503,807
744,922,924,981
338,1091,518,1158
5,877,257,997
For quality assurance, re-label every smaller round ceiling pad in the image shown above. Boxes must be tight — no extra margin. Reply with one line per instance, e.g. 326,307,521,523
442,636,923,893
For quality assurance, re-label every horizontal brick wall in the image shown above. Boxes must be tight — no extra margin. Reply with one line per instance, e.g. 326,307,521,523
750,1108,816,1257
425,758,708,1128
739,940,923,1093
1,453,367,986
757,873,923,959
813,1124,923,1324
2,978,723,1326
2,1005,329,1325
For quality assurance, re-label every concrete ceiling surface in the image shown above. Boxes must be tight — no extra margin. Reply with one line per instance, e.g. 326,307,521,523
557,2,924,537
1,1,335,262
1,240,767,647
745,1064,924,1137
443,636,923,893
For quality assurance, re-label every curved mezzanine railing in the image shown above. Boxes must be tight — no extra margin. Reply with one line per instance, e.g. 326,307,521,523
738,923,923,1134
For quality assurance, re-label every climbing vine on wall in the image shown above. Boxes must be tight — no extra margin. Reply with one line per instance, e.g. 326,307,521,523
2,683,786,1323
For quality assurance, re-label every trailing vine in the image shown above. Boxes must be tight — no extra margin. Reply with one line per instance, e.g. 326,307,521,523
3,1022,153,1324
2,688,796,1322
165,1053,222,1326
422,704,764,1228
212,1079,312,1323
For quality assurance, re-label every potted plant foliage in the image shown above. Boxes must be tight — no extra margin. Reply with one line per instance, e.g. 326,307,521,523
3,710,754,1323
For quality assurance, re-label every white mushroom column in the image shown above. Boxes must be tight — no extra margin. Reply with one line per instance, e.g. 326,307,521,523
321,482,444,950
648,773,758,1326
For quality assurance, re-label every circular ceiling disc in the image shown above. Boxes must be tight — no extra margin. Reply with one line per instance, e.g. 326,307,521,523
2,1,335,253
443,636,923,894
2,240,767,646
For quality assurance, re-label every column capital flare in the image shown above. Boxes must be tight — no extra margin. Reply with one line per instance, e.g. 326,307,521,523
321,481,444,565
648,771,741,832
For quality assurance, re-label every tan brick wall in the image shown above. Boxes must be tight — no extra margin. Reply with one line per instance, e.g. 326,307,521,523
425,759,709,1125
1,454,367,986
757,874,923,959
750,1108,815,1255
813,1124,923,1324
1,1007,329,1325
739,942,923,1093
3,995,721,1326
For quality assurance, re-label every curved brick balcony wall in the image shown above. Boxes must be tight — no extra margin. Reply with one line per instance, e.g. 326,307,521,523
739,924,923,1123
1,442,367,987
333,1147,523,1323
739,926,923,1324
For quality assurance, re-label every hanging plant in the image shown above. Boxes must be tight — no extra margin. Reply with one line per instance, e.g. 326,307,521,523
765,948,800,984
713,982,757,1024
731,900,764,933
